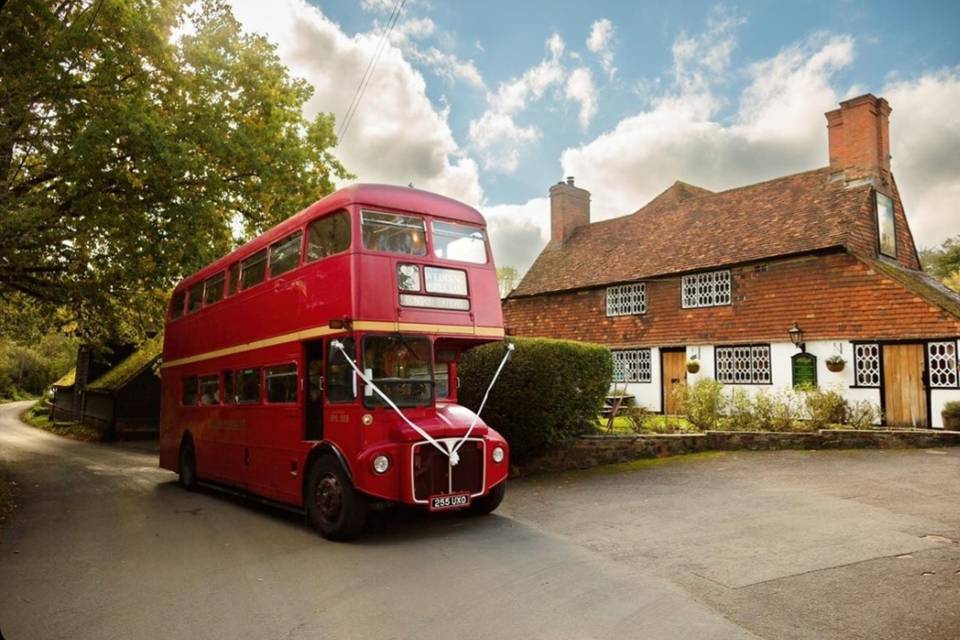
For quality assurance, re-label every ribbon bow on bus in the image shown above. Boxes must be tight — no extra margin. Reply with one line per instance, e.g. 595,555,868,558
330,340,514,466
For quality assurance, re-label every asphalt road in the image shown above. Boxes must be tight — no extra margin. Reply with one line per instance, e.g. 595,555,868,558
1,400,958,640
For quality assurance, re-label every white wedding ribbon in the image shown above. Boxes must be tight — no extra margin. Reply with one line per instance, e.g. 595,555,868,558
330,340,514,466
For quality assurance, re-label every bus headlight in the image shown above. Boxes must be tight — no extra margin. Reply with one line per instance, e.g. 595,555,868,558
372,455,390,474
492,446,505,463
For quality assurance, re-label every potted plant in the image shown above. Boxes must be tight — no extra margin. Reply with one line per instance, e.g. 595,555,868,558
825,354,846,372
943,401,960,431
686,359,700,374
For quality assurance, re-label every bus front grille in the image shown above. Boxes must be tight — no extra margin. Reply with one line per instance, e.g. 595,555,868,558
413,440,484,501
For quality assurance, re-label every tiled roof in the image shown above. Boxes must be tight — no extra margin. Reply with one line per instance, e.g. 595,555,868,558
86,335,163,393
865,257,960,319
512,167,875,297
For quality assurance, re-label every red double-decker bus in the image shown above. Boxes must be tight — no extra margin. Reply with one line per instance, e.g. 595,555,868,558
159,184,510,539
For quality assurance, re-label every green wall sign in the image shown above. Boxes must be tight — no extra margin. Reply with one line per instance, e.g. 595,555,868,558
791,353,818,388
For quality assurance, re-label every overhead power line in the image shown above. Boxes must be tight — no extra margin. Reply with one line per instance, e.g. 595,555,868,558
336,0,407,146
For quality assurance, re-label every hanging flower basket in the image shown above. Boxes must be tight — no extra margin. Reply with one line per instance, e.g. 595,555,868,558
826,355,846,372
686,360,700,374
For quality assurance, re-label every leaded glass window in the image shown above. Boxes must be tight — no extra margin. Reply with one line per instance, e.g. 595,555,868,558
928,341,958,388
612,349,652,383
606,283,646,316
854,344,881,387
715,344,771,384
681,270,732,308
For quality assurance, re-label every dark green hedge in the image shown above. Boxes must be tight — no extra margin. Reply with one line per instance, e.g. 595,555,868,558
458,337,612,462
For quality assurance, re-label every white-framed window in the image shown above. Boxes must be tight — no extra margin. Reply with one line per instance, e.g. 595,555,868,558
606,282,646,316
853,343,881,387
715,344,771,384
612,349,652,383
681,270,732,309
928,340,959,388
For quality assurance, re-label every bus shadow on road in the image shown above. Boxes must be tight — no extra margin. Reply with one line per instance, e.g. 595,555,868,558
154,479,513,544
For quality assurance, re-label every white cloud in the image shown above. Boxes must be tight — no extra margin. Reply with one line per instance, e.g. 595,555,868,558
884,68,960,247
565,67,597,130
482,198,551,273
226,0,482,206
469,34,567,172
586,18,616,79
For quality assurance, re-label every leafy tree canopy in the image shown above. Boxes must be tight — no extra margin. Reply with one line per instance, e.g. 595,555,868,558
0,0,351,345
920,235,960,292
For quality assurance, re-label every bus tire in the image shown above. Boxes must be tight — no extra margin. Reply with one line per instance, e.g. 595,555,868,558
305,456,368,541
178,438,198,491
470,482,506,515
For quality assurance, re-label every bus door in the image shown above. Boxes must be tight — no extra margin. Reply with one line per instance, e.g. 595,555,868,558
305,341,324,440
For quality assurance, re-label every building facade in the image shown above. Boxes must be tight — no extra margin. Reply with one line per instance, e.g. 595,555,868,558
503,95,960,428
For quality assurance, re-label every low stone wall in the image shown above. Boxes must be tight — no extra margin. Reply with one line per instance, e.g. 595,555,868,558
521,429,960,474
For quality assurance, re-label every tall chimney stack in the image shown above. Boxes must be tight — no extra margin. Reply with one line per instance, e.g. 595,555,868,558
825,94,892,182
550,176,590,246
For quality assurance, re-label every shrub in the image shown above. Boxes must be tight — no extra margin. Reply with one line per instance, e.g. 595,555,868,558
943,401,960,419
847,400,882,429
722,388,759,431
679,379,724,430
752,389,800,432
800,385,848,428
458,337,612,462
621,405,651,433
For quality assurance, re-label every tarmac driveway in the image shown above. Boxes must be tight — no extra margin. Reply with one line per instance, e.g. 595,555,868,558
2,399,959,639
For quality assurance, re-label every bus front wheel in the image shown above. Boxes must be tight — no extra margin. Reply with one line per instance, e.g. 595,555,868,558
470,482,506,515
306,457,368,541
178,439,197,491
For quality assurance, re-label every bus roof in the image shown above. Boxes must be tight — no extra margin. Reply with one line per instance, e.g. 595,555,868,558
175,183,486,292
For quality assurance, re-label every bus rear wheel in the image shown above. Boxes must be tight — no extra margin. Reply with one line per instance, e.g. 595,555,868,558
178,439,197,491
306,457,368,541
470,482,506,515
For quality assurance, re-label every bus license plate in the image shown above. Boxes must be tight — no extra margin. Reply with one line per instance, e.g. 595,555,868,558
429,492,471,512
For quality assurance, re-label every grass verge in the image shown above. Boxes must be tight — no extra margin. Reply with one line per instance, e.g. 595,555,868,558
21,402,103,442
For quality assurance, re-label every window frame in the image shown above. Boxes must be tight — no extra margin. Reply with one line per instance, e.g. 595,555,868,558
239,249,268,291
927,339,959,389
203,272,225,307
851,342,882,389
681,269,732,309
431,219,489,265
306,209,352,263
235,367,263,405
714,343,772,385
268,231,303,279
611,348,652,383
606,282,647,317
265,362,299,404
360,209,428,257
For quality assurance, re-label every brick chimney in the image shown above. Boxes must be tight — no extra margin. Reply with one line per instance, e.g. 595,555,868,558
825,94,892,182
550,176,590,246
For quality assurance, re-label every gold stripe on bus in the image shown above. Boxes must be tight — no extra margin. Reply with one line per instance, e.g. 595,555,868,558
160,321,505,369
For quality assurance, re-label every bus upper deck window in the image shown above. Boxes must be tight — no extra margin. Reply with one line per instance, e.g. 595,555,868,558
170,290,186,319
307,210,351,261
432,220,487,264
187,282,204,314
270,232,302,277
204,272,225,306
361,211,426,256
240,249,267,290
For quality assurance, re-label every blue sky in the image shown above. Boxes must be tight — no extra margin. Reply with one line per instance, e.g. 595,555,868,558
227,0,960,273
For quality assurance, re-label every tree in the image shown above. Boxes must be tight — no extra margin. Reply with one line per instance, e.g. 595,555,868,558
496,266,519,298
0,0,351,344
920,235,960,292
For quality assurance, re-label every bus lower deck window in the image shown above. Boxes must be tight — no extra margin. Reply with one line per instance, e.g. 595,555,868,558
223,370,235,403
182,376,198,406
237,368,261,403
265,364,298,403
199,375,220,405
326,338,356,402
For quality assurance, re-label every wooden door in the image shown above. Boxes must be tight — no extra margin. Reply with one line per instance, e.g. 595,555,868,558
662,350,687,415
883,344,928,428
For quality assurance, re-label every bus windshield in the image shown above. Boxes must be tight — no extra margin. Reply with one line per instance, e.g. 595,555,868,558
362,334,433,408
